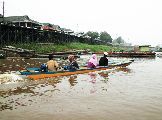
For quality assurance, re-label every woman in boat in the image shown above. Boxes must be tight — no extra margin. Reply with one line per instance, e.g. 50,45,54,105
87,54,98,68
99,52,108,66
64,55,79,71
46,54,59,71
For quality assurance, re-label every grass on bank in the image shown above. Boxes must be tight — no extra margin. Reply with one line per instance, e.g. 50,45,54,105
13,42,124,53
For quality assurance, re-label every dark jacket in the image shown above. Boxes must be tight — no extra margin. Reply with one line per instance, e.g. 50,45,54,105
69,61,79,70
99,55,108,66
64,61,79,71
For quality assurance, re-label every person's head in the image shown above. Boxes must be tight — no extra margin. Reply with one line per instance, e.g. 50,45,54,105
88,54,98,66
91,54,97,59
103,52,108,57
48,54,53,60
68,55,75,62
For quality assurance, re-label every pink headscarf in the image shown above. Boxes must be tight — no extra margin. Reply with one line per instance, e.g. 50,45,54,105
88,54,98,66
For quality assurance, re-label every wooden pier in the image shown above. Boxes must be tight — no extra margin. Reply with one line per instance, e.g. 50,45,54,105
0,24,88,47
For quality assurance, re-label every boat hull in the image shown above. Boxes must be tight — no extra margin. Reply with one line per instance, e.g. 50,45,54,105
20,61,132,80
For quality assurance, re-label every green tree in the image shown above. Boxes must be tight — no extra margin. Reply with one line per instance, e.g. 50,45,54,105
100,31,112,43
113,36,125,44
86,31,99,40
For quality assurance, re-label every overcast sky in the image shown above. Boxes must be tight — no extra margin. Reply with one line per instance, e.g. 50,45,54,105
1,0,162,46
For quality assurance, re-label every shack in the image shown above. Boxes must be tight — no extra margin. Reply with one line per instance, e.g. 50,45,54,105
139,45,151,52
0,15,41,29
41,23,62,31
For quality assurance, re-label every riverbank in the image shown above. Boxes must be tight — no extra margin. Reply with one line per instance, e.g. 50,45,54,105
1,43,156,58
12,42,124,53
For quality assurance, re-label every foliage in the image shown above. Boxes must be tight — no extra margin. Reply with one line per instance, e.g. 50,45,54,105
100,31,112,43
13,42,124,53
86,31,99,40
113,36,125,44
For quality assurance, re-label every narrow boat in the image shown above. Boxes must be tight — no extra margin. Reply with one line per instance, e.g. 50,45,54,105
19,60,133,80
156,53,162,57
94,52,156,57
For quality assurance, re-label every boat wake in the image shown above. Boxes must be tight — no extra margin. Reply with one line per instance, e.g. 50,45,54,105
0,73,24,84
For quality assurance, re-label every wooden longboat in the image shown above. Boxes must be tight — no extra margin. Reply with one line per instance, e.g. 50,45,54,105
94,52,156,57
20,61,132,80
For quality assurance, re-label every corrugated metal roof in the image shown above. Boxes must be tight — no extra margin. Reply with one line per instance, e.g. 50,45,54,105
0,15,39,24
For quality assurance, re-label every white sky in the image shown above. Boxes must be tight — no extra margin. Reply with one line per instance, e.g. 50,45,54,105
1,0,162,46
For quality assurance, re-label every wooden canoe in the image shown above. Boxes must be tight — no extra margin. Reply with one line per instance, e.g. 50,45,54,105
20,61,132,80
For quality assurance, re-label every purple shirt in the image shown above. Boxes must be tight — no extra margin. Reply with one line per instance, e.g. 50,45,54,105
87,62,96,68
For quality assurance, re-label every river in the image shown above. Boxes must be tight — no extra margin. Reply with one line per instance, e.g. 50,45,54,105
0,56,162,120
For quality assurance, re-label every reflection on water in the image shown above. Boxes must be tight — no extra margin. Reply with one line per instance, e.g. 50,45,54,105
0,56,162,120
0,77,62,111
88,72,97,94
68,76,78,87
0,66,129,111
89,72,97,83
116,67,132,73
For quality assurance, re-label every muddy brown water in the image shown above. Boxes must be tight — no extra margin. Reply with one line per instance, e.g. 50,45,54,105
0,56,162,120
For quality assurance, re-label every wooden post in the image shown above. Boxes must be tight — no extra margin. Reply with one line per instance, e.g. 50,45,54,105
0,24,2,47
2,1,4,23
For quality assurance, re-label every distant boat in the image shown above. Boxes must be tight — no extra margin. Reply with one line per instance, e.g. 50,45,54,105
93,52,156,57
156,52,162,57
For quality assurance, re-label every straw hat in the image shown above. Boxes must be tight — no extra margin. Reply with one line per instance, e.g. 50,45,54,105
104,52,108,56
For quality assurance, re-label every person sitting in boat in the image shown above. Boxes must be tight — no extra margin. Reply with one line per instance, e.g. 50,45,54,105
99,52,108,66
64,55,79,71
40,63,48,72
46,54,59,71
87,54,98,68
